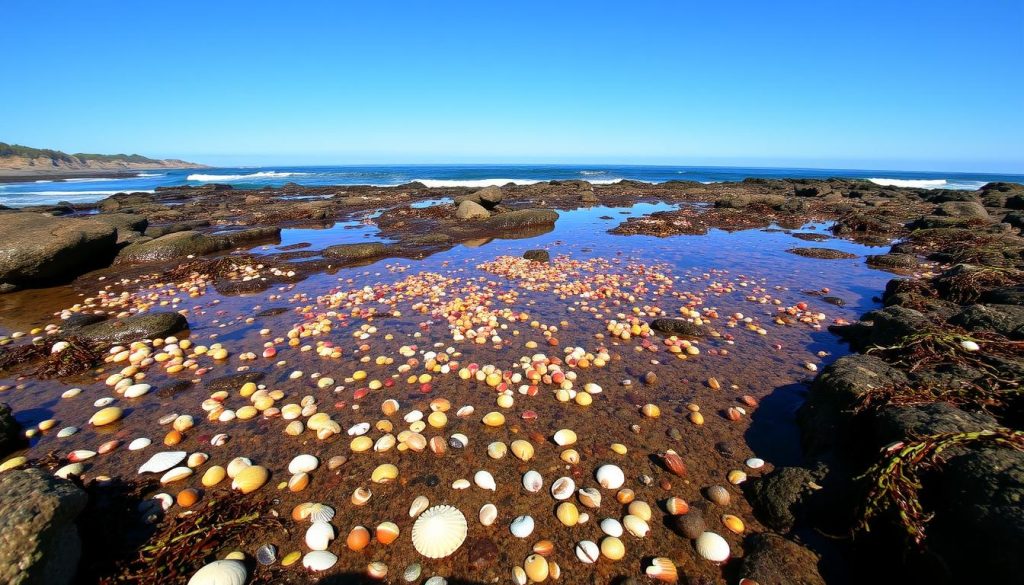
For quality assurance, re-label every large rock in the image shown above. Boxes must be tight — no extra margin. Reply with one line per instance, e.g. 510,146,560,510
935,200,989,220
475,186,504,208
866,253,918,270
475,209,558,232
523,249,550,263
739,532,826,585
69,311,188,344
949,304,1024,339
115,231,221,263
0,213,117,290
786,247,858,260
456,200,490,219
90,213,148,243
798,355,908,454
0,402,24,458
871,403,998,448
746,466,819,532
859,305,932,347
0,468,89,585
144,220,211,239
649,318,706,337
322,242,392,263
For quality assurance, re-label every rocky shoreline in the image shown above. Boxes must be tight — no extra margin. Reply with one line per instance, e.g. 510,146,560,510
0,177,1021,584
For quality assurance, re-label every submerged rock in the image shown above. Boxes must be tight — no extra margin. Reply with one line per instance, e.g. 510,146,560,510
322,242,392,263
69,311,189,344
0,468,89,585
786,247,858,260
649,318,705,337
0,213,117,291
740,532,826,585
866,253,918,270
523,249,550,263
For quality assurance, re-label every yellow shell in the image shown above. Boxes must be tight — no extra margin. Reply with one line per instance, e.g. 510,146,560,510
641,403,661,418
722,514,745,534
371,464,399,483
628,500,652,522
496,394,514,409
89,407,123,426
487,441,508,460
556,502,579,527
689,411,705,425
350,436,373,453
560,449,580,464
524,554,549,582
600,536,625,561
232,465,269,494
202,465,226,487
482,412,505,427
575,392,593,406
510,439,534,461
427,411,447,428
610,443,627,455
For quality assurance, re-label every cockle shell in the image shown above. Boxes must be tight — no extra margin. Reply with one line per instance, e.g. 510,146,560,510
696,531,730,563
479,503,498,526
707,485,731,506
522,470,543,493
510,515,534,538
187,560,247,585
596,464,625,489
302,550,338,571
474,470,496,491
411,505,468,559
645,557,678,582
305,521,335,551
288,454,319,474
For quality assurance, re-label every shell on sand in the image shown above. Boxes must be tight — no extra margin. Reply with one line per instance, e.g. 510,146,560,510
138,451,186,474
302,550,338,571
187,560,247,585
411,505,468,559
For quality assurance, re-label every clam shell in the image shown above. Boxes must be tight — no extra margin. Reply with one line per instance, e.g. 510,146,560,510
409,495,429,518
524,554,549,582
302,550,338,571
371,463,399,483
231,465,269,494
68,450,96,462
696,531,730,563
411,505,468,559
124,384,151,398
551,476,575,500
202,466,226,487
479,503,497,526
187,560,247,585
575,540,599,564
623,514,650,538
600,518,623,537
510,439,534,461
645,557,678,583
510,515,534,538
473,470,496,491
578,487,602,508
138,451,186,474
89,406,123,426
128,438,152,451
160,466,193,484
707,485,731,506
595,464,624,489
57,426,78,438
666,497,689,515
600,536,625,560
226,457,252,478
522,470,543,493
288,454,319,474
305,521,335,551
256,543,277,566
662,451,687,477
553,429,577,446
347,526,370,551
722,514,745,534
628,500,652,521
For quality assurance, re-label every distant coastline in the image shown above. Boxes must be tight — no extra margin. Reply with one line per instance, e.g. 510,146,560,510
0,141,206,181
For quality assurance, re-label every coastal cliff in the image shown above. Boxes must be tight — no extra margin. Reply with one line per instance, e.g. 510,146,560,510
0,142,206,176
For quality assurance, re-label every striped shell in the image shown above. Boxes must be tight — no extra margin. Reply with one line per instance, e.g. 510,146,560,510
411,505,468,559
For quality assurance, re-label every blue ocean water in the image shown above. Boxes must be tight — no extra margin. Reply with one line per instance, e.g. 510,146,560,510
1,164,1021,207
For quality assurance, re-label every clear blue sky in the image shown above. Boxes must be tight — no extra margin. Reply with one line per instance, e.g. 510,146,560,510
2,1,1022,172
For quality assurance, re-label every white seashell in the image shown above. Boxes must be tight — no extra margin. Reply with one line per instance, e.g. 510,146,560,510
404,410,424,423
94,397,114,408
160,467,192,484
474,470,496,491
409,495,429,518
553,429,577,446
411,505,468,559
305,521,335,551
424,577,447,585
623,514,650,538
522,470,543,493
55,463,84,479
187,452,209,468
62,388,82,399
302,550,338,571
374,434,396,452
600,518,623,537
124,384,151,398
68,450,96,462
595,464,625,489
138,451,186,474
451,479,471,490
510,515,534,538
961,340,980,352
348,422,370,436
210,433,229,446
306,503,335,523
187,559,247,585
696,531,731,563
479,503,497,526
288,454,319,474
450,433,469,448
551,476,575,500
746,457,765,469
128,438,152,451
575,540,599,564
455,405,474,417
226,457,252,478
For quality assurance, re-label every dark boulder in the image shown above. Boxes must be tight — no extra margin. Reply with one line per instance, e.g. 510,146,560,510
739,532,826,585
0,213,118,291
866,253,918,270
70,311,188,344
949,304,1024,339
859,305,932,347
786,248,858,260
91,213,148,243
0,403,24,458
322,242,392,263
523,249,550,263
475,209,558,232
793,183,834,198
935,200,990,220
649,318,705,337
0,468,89,585
746,466,819,532
982,286,1024,305
871,403,997,448
115,231,220,263
144,220,211,239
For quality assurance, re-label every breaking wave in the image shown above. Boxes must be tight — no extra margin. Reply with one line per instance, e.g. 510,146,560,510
187,171,309,182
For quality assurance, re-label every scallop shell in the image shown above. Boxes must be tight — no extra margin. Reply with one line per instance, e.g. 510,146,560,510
305,521,335,551
473,470,496,491
522,470,543,493
231,465,269,494
409,495,429,518
302,550,338,571
645,557,678,583
595,464,625,489
479,503,497,526
411,505,468,559
187,560,247,585
696,531,730,563
288,454,319,474
138,451,186,474
575,540,599,564
509,515,534,538
551,476,575,501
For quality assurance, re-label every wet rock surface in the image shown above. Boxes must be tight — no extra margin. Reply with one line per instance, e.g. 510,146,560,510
0,213,117,290
0,402,23,457
67,311,189,344
0,468,89,585
739,532,826,585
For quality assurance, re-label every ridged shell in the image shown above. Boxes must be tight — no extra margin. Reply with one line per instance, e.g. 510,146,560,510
662,451,687,477
187,560,247,585
522,470,543,493
707,485,731,506
302,550,338,571
474,470,496,491
288,454,319,474
696,531,730,563
595,464,624,489
645,557,678,582
232,465,269,494
479,503,497,526
305,521,335,551
138,451,186,474
674,513,707,539
411,505,468,559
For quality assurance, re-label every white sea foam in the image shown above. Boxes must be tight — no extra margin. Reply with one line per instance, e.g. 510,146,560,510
19,190,156,196
187,171,309,182
412,178,542,188
869,178,948,189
